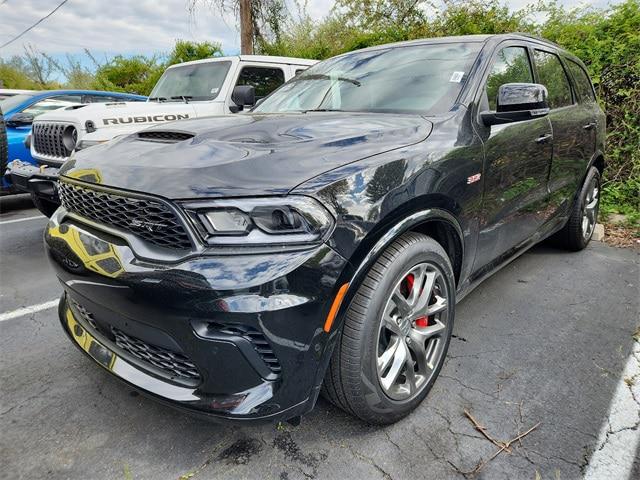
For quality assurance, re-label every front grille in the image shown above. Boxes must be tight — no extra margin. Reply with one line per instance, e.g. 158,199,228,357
112,327,201,381
33,122,71,159
71,300,201,382
58,181,192,250
138,131,194,143
209,322,281,374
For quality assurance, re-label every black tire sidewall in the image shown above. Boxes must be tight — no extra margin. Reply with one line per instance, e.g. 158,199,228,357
353,238,455,423
574,167,601,249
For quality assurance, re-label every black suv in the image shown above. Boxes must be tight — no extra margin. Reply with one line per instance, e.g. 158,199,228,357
46,34,605,425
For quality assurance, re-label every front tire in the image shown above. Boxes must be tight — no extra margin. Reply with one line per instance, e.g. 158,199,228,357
322,232,455,424
556,166,601,251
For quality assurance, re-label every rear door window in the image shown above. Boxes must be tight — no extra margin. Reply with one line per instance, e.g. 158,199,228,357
486,46,534,110
235,66,285,99
533,50,573,109
566,60,596,103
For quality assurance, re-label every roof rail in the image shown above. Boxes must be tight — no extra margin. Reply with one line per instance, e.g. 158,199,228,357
511,32,562,48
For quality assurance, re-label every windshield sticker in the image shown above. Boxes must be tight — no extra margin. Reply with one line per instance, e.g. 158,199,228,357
449,71,465,83
210,87,219,94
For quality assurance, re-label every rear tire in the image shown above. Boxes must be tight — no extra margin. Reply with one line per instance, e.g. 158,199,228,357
556,166,601,251
322,232,455,424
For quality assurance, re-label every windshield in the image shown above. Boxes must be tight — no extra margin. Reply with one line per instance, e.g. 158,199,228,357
255,43,482,115
149,61,231,101
0,94,36,113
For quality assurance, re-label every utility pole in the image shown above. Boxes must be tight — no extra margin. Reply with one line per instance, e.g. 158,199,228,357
239,0,253,55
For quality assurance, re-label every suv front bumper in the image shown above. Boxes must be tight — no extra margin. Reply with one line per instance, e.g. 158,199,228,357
46,210,350,424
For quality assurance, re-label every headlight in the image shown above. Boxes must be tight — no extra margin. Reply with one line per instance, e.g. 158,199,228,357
183,196,334,246
62,125,78,153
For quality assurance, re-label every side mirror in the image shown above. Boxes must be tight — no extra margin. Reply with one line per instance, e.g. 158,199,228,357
481,83,549,126
230,85,256,113
6,112,34,127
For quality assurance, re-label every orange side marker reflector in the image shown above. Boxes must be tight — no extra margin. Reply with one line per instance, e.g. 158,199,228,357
323,283,350,333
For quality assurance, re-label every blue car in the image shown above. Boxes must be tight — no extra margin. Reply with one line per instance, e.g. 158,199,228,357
1,90,146,190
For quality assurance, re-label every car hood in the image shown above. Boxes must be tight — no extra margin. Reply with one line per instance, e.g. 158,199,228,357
33,101,200,129
61,112,433,199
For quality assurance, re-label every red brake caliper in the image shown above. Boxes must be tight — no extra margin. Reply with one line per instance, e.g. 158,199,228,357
405,273,432,328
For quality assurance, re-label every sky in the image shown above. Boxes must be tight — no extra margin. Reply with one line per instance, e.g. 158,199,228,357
0,0,621,61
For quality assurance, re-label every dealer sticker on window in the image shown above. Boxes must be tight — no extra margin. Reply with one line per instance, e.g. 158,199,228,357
449,71,465,83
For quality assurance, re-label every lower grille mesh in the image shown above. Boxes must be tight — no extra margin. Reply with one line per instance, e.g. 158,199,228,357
71,301,201,382
112,327,201,381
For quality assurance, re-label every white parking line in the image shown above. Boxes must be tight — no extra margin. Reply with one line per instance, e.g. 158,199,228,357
584,340,640,479
0,299,58,322
0,215,45,225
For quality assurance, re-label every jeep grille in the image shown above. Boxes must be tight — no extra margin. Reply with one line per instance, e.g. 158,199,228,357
32,122,72,159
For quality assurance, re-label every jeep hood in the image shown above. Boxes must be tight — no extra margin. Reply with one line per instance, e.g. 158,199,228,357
61,112,433,199
33,101,203,128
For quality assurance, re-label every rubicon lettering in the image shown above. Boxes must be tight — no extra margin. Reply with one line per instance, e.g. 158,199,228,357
102,114,190,126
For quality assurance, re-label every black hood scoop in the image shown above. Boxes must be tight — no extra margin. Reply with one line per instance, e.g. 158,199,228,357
137,131,195,143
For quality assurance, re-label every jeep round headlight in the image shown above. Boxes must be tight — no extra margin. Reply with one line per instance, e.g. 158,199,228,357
62,125,78,153
183,196,334,246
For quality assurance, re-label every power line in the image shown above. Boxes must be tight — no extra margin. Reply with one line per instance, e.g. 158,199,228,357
0,0,70,50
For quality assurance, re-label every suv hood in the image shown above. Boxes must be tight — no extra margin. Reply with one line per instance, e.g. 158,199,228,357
33,101,201,129
61,112,433,199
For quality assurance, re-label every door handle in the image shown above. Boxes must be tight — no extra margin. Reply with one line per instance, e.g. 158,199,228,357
535,133,553,144
583,122,597,130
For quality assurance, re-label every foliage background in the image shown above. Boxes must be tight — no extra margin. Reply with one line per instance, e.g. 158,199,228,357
1,0,638,224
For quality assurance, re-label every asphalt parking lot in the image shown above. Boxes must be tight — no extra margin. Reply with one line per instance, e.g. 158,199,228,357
1,194,638,480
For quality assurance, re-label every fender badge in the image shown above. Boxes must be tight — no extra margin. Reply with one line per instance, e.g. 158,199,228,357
467,173,481,184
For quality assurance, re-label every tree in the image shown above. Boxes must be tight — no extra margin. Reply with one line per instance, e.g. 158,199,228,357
92,55,162,95
333,0,428,31
187,0,287,54
22,44,57,87
166,39,223,65
44,52,96,89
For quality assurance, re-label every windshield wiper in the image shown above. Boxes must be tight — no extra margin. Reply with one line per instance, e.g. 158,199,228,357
294,74,361,87
170,95,193,103
149,96,167,102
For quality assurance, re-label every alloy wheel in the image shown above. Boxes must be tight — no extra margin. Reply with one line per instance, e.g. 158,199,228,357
582,177,599,240
376,262,451,401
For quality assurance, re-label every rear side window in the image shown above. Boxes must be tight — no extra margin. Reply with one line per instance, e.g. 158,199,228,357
566,60,596,103
533,50,573,109
486,46,533,111
236,66,285,99
85,95,125,103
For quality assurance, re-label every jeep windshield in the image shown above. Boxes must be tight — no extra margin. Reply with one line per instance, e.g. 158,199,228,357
254,42,482,115
149,61,231,102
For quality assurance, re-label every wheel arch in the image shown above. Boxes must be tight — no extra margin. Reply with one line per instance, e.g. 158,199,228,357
346,204,465,294
591,151,605,176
